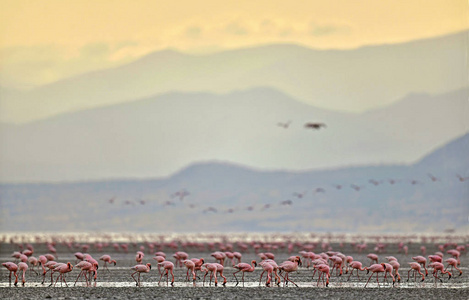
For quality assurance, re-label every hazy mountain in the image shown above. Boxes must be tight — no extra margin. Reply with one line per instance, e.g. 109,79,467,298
0,31,466,123
0,87,467,183
1,133,467,233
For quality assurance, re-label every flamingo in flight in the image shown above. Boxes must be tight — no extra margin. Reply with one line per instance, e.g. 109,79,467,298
304,122,326,129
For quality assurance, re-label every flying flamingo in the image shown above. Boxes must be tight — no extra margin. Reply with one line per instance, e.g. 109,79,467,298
347,261,365,281
407,262,425,283
130,263,151,287
2,262,18,286
158,261,175,286
429,262,451,283
364,264,385,288
278,256,302,287
233,260,257,287
304,122,326,129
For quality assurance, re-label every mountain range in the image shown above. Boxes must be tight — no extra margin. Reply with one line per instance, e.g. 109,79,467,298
0,30,467,123
1,132,467,233
0,87,467,182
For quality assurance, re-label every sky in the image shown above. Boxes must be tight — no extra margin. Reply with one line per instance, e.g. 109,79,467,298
0,0,468,89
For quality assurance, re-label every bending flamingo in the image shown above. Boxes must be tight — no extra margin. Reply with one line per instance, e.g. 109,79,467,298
233,260,257,287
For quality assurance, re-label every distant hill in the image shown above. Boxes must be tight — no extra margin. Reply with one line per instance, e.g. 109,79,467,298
0,87,467,182
0,133,467,233
0,31,467,123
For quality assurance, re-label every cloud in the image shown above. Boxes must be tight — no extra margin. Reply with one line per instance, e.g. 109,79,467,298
185,26,203,39
309,22,352,37
224,21,249,36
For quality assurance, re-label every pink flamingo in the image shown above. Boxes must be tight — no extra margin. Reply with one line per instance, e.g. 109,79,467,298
130,263,151,287
233,252,242,265
364,264,385,288
388,260,401,283
135,251,144,264
2,262,18,286
17,262,28,286
259,259,281,287
381,263,395,286
42,261,59,285
366,253,378,266
211,251,226,266
153,255,166,274
158,261,175,286
173,251,189,268
315,263,331,287
429,262,451,283
428,255,442,263
347,261,365,281
182,260,196,283
445,258,462,276
74,261,98,286
278,256,301,287
446,249,461,265
412,256,428,276
201,263,217,286
329,255,343,276
233,260,257,287
407,262,425,282
27,256,39,275
53,262,73,287
99,254,117,273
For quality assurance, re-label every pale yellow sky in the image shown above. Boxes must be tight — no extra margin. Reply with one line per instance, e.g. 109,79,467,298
0,0,468,88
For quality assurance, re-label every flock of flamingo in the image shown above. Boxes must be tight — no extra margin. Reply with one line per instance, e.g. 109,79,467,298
1,234,466,288
105,171,469,215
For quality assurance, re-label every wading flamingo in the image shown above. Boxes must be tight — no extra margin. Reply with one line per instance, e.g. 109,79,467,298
233,260,257,287
130,263,151,287
278,256,301,287
2,262,18,286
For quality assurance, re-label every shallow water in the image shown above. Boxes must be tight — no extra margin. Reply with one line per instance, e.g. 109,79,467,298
1,236,468,299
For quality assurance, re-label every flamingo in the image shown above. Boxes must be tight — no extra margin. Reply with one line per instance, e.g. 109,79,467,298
381,263,395,286
27,256,39,275
173,251,189,268
74,261,98,286
407,262,425,282
53,262,73,287
366,253,378,266
130,263,151,287
211,251,226,266
412,256,428,276
233,260,257,287
364,264,385,288
182,260,196,283
304,122,326,129
445,258,462,276
315,263,331,287
158,261,175,286
388,260,401,283
347,261,365,281
259,259,281,287
17,262,28,286
153,255,166,274
278,256,301,287
2,262,18,286
429,262,451,283
99,254,117,273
